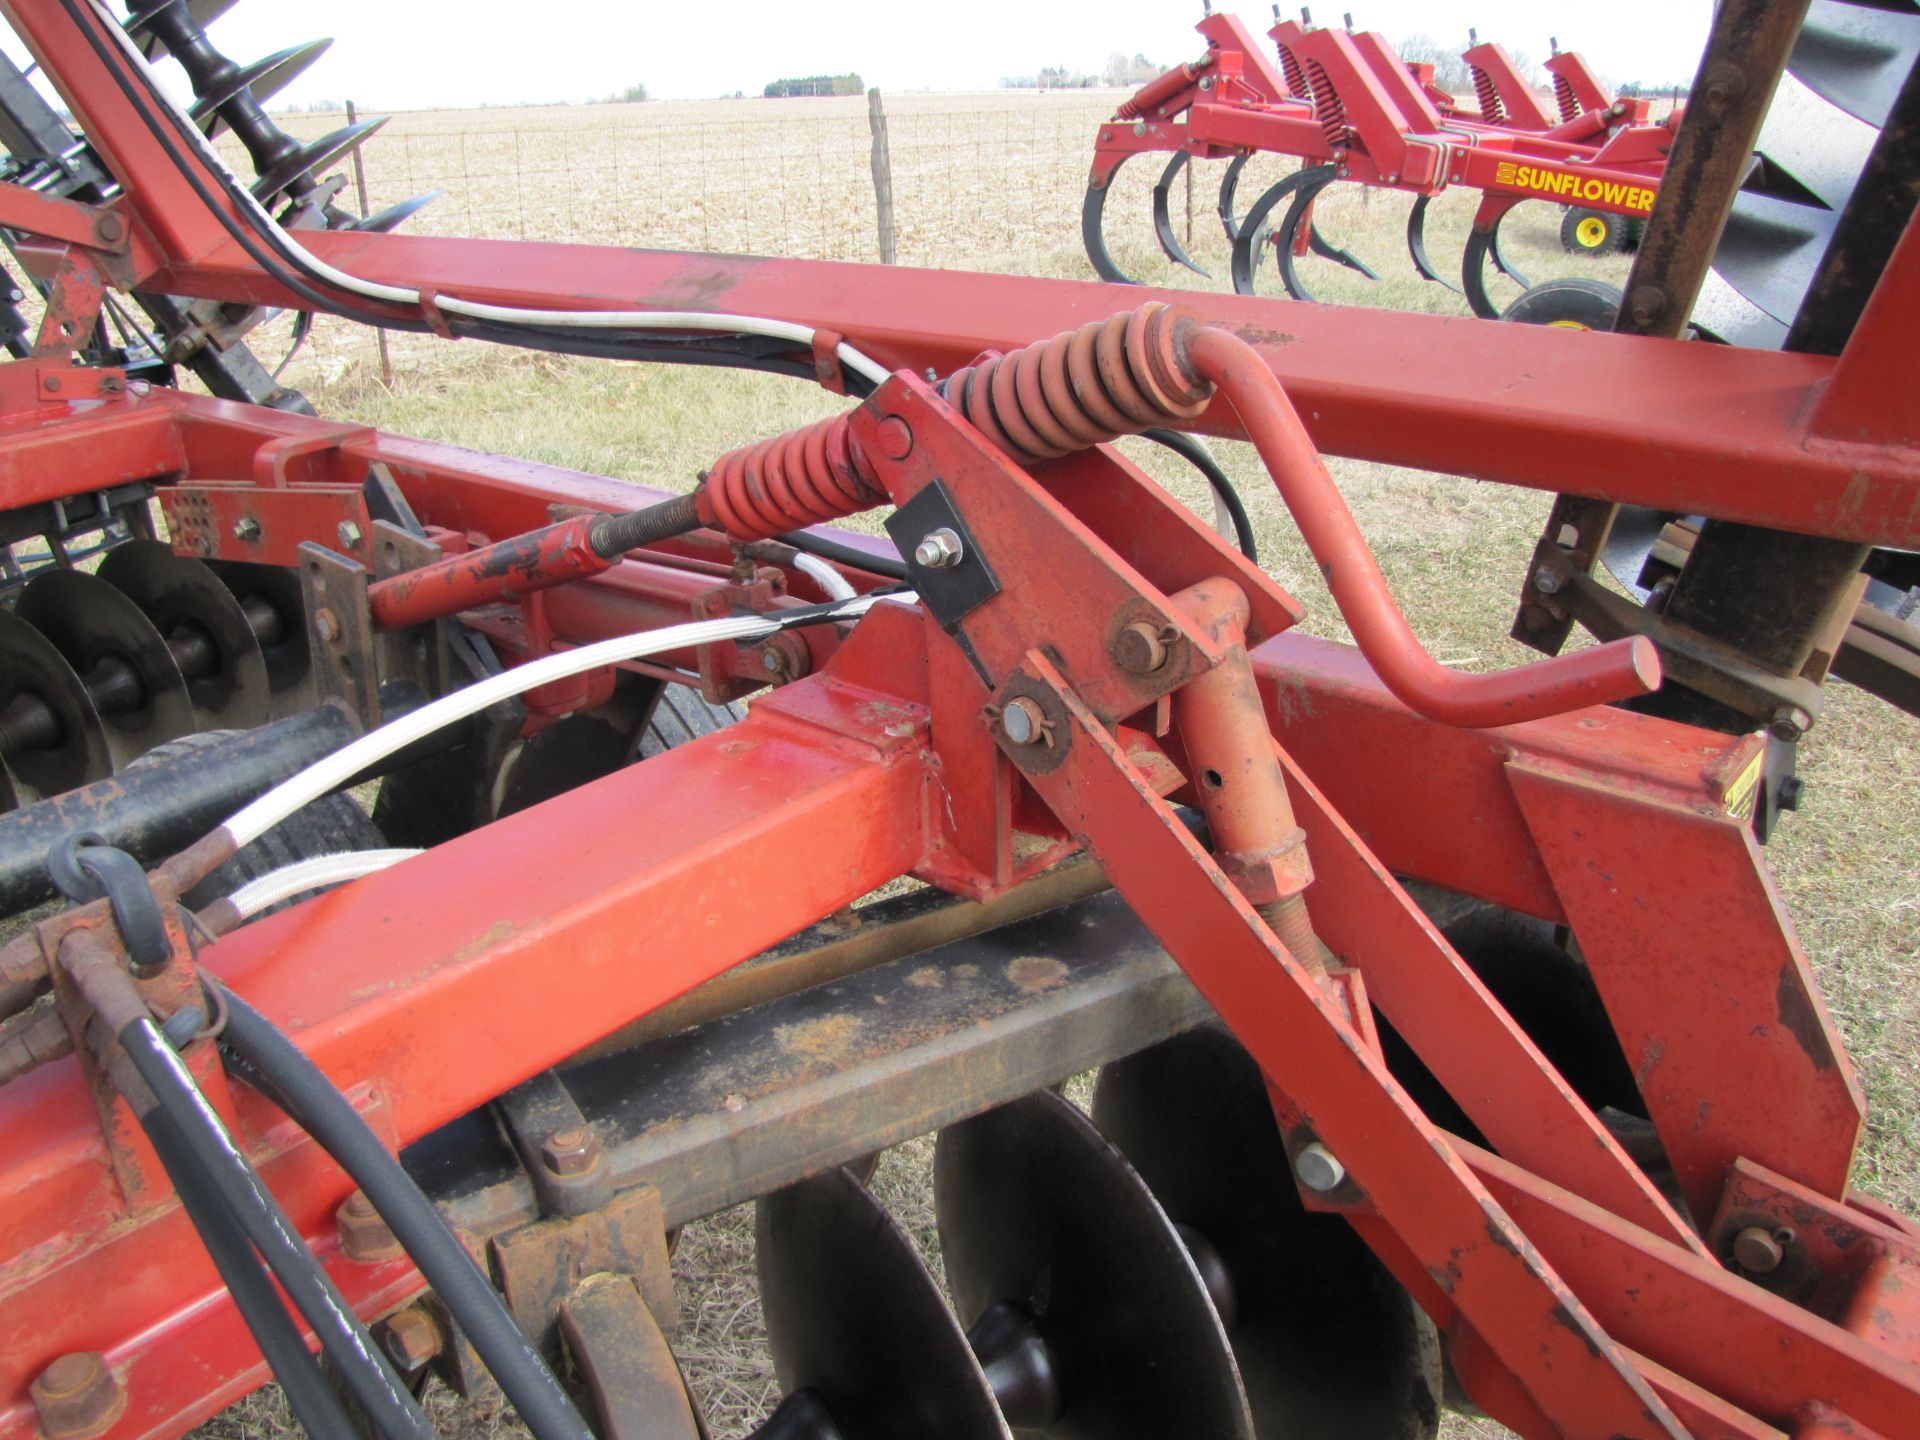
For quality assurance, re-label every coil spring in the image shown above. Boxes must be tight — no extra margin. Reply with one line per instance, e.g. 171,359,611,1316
1553,74,1580,125
1472,66,1505,123
694,305,1214,541
939,303,1213,468
1304,60,1352,148
1276,44,1310,102
697,412,884,542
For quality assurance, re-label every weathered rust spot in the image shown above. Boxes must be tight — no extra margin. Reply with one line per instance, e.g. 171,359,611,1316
1775,963,1835,1072
1233,325,1298,349
772,1014,863,1060
904,966,944,989
1006,955,1069,992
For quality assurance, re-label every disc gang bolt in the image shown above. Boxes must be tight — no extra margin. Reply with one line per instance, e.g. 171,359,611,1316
337,1190,404,1262
1293,1141,1346,1192
914,528,965,570
541,1124,600,1177
30,1352,125,1440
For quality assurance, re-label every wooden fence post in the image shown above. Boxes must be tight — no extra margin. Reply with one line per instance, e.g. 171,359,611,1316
345,99,393,388
867,88,897,265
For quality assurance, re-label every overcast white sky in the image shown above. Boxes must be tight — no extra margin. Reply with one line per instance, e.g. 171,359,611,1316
52,2,1712,109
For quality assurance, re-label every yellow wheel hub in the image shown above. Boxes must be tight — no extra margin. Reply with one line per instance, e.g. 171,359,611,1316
1576,215,1610,249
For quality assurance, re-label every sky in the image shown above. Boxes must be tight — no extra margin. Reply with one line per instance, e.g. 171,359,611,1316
13,2,1714,111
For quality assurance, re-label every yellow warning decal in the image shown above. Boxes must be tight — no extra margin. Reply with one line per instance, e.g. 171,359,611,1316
1722,750,1764,820
1494,160,1655,214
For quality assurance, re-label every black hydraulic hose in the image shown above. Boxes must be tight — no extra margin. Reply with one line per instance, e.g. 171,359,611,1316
117,1017,437,1440
213,984,596,1440
142,1107,362,1439
775,528,910,581
1141,428,1260,563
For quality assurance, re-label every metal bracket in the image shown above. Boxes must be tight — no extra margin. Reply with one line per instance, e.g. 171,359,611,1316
884,478,1001,629
297,542,381,728
490,1186,677,1358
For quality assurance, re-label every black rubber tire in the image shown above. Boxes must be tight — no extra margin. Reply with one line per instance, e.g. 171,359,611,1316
1500,277,1625,330
1560,206,1624,257
638,689,746,759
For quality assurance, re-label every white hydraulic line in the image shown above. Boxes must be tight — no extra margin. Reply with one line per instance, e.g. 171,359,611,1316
226,849,422,920
222,592,904,850
86,0,894,390
792,550,859,601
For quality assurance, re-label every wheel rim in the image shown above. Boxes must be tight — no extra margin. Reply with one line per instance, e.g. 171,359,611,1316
1576,215,1609,249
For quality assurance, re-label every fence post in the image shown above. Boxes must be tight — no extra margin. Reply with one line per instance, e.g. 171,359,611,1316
345,99,393,389
867,87,897,264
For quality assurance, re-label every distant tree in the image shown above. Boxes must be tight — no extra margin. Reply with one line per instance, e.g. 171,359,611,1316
596,82,648,103
763,73,864,98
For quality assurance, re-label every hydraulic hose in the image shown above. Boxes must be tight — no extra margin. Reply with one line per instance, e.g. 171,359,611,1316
117,1016,437,1440
213,983,595,1440
142,1107,361,1440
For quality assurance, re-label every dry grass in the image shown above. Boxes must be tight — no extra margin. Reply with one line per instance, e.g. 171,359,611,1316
178,94,1915,1439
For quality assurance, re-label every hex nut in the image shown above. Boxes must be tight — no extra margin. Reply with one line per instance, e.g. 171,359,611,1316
232,515,262,543
314,607,342,644
30,1352,125,1440
914,528,965,570
337,1190,404,1263
337,519,365,550
541,1124,600,1177
383,1306,444,1370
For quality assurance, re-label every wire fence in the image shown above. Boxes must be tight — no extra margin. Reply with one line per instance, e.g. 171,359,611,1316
237,92,1122,280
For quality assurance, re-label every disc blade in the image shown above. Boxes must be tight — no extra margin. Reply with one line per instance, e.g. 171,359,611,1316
250,117,388,202
0,607,111,802
125,0,240,61
203,560,314,718
1092,1028,1441,1440
757,1166,1009,1440
99,541,270,731
351,190,442,234
17,569,195,770
1152,152,1212,278
935,1089,1254,1440
191,40,335,138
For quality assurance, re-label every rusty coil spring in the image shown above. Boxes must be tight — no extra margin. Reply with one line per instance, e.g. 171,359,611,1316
939,302,1213,468
696,411,885,542
1472,64,1505,123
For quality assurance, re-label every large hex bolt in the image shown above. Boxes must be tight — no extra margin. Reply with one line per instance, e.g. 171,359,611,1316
30,1352,126,1439
382,1306,445,1371
337,1190,404,1263
540,1124,601,1178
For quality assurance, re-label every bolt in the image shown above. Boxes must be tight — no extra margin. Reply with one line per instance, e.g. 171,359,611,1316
1293,1141,1346,1192
914,527,965,570
383,1306,444,1370
872,414,914,461
42,374,60,393
1732,1224,1784,1274
1532,570,1563,596
31,1353,125,1440
1113,620,1175,675
94,212,125,243
1629,284,1666,329
541,1124,599,1177
337,1189,404,1262
1132,120,1147,136
337,519,365,550
314,608,342,644
232,515,262,543
998,695,1052,748
763,649,784,674
1769,705,1812,742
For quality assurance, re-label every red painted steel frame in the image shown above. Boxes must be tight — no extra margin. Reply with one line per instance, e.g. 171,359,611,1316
4,0,1919,551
